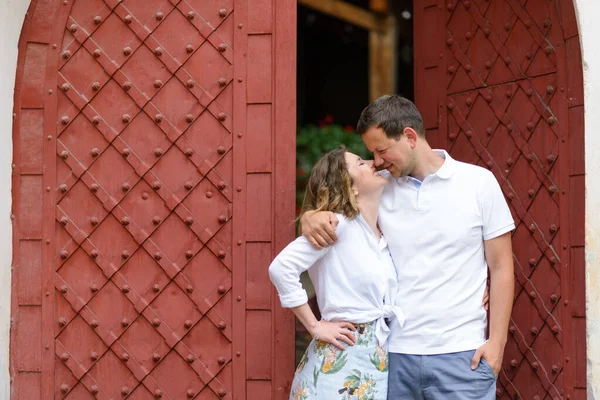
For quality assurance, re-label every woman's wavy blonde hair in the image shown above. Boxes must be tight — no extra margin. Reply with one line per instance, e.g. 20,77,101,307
300,146,359,220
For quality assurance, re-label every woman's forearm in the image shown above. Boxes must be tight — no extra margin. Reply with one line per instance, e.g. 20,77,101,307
291,303,320,337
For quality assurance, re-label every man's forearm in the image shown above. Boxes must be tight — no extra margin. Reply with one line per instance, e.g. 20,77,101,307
488,263,514,344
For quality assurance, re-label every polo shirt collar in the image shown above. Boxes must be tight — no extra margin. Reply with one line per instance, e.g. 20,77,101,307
433,149,455,180
396,149,456,183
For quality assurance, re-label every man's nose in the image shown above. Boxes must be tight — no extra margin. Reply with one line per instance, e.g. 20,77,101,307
374,154,384,166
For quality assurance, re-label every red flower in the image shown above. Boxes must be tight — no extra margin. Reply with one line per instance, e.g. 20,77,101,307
324,114,334,124
344,125,354,132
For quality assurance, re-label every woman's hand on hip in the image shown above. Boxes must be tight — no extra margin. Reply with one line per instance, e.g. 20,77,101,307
313,321,357,350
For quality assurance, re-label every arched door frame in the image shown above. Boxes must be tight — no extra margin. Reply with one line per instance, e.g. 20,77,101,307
2,0,597,398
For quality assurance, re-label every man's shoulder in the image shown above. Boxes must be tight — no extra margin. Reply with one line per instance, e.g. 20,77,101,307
452,160,496,183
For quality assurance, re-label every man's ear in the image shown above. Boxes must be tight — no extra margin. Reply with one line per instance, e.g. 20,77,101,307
403,127,418,148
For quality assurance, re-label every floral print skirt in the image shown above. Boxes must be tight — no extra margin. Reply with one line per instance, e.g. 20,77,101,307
290,320,388,400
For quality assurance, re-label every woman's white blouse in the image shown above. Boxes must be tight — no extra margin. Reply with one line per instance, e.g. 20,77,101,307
268,213,405,346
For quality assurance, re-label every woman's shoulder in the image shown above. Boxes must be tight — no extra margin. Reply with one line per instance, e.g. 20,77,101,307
332,213,358,236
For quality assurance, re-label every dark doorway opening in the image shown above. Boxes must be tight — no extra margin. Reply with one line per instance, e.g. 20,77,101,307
297,0,414,127
294,0,414,364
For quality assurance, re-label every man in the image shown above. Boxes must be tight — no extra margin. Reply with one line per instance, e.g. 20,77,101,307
301,95,514,399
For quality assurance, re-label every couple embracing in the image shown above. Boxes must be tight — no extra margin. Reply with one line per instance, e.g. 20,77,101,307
269,95,514,399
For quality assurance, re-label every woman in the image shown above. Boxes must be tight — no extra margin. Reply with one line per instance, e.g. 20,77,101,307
269,146,401,399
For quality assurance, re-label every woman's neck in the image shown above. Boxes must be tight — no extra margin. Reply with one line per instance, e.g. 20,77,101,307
358,191,382,238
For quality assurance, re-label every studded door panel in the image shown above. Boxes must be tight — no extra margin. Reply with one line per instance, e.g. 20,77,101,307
414,1,585,399
11,0,296,399
54,1,236,398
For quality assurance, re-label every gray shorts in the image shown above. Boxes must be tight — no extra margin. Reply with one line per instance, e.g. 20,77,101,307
388,350,497,399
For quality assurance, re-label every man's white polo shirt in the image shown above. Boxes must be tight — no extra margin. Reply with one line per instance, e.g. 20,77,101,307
380,150,514,355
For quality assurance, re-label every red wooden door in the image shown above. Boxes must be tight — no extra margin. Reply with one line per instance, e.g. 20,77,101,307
11,0,296,399
414,0,585,399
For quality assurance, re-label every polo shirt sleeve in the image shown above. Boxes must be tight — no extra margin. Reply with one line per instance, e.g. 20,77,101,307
480,171,515,241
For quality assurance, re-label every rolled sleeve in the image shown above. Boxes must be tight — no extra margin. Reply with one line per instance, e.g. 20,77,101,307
268,236,330,309
279,289,309,308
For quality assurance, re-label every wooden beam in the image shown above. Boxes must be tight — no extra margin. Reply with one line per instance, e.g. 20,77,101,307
298,0,383,31
297,0,397,101
369,0,388,13
369,15,397,101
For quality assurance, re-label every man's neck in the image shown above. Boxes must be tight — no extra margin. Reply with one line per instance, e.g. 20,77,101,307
410,148,445,181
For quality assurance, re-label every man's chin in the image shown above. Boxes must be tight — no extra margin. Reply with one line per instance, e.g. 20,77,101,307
388,168,401,178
